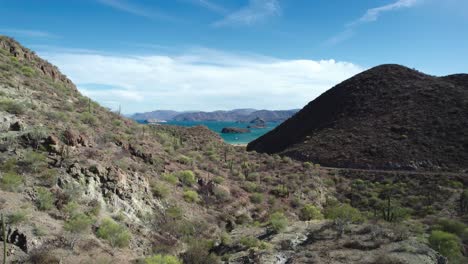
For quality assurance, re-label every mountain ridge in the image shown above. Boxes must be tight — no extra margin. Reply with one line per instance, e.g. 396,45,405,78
131,108,299,122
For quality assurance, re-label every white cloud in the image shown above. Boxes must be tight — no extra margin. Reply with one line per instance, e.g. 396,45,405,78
214,0,281,27
349,0,419,27
97,0,175,21
184,0,228,14
39,48,363,114
0,28,57,38
327,0,420,44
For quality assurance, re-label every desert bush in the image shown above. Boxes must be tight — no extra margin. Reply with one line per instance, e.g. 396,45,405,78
97,218,131,248
39,168,58,187
242,182,258,193
25,128,47,150
177,155,193,165
7,210,28,224
269,212,288,233
144,254,182,264
213,176,224,184
176,170,196,186
150,181,170,198
0,98,26,115
80,112,97,126
21,66,35,76
162,173,178,185
250,193,264,204
271,185,289,198
181,239,220,264
325,203,364,236
20,150,47,173
64,213,94,234
213,186,231,202
183,190,200,203
429,230,463,261
433,219,467,237
240,236,260,249
300,204,323,221
0,171,23,192
36,187,55,211
63,201,80,218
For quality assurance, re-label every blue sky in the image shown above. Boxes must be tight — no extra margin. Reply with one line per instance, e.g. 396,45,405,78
1,0,467,113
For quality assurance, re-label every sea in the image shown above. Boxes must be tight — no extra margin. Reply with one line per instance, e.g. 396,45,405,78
138,120,279,145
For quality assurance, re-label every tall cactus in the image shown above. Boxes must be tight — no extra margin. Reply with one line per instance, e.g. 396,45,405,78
2,214,6,264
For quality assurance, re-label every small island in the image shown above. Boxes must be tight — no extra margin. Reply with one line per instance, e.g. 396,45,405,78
247,117,266,128
221,127,251,134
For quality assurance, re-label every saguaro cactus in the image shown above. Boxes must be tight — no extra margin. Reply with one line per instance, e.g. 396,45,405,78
2,214,6,264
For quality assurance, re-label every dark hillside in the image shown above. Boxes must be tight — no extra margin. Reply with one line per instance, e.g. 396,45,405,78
248,64,468,171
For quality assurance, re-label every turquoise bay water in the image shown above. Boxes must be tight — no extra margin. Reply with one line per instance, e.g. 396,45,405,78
140,120,279,144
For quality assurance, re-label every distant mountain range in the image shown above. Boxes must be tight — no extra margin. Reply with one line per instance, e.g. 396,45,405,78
130,108,299,122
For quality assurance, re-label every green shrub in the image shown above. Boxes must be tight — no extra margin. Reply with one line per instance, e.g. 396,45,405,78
97,218,131,248
0,171,23,192
63,201,80,218
162,173,178,185
269,212,288,233
144,254,182,264
36,187,55,211
7,211,28,225
213,186,231,202
177,170,196,186
240,236,259,249
242,182,258,193
325,203,363,236
429,230,463,261
64,213,94,234
183,190,200,203
21,66,35,77
271,185,289,197
250,193,264,204
21,150,47,173
300,204,324,221
150,181,170,198
434,219,468,237
177,155,192,165
80,112,97,126
0,99,26,115
213,176,224,184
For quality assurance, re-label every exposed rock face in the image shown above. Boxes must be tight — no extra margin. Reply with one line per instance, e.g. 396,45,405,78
248,64,468,172
221,127,251,134
222,221,443,264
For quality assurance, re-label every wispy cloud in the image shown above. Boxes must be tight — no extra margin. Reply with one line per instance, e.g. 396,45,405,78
214,0,281,27
97,0,175,21
184,0,228,14
0,28,58,38
39,47,363,114
327,0,420,44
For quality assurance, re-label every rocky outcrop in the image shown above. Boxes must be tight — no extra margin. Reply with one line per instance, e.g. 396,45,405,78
0,36,77,90
221,127,251,134
221,221,442,264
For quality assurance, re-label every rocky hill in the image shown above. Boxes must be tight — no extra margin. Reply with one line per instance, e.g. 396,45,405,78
248,64,468,172
132,108,298,122
0,37,466,263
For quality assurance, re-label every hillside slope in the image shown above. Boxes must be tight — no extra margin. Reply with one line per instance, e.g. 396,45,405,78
1,37,464,263
248,64,468,172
